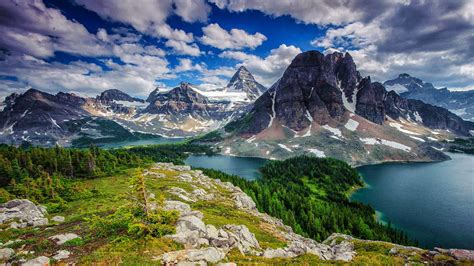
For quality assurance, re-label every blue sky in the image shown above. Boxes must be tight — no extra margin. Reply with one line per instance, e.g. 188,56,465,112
0,0,473,99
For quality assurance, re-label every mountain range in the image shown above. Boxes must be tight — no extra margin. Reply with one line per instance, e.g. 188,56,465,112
0,52,472,165
384,73,474,121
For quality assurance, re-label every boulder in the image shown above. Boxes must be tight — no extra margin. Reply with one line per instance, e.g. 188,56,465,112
22,256,50,266
233,193,256,210
206,224,219,239
164,200,192,215
49,233,81,245
160,247,226,264
0,199,48,226
0,248,14,259
51,216,65,223
52,250,70,261
223,225,260,254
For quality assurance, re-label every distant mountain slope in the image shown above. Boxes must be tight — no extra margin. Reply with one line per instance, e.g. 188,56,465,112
384,74,474,121
219,51,472,165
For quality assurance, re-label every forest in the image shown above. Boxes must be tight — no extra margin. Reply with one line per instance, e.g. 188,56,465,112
0,143,211,203
200,156,416,246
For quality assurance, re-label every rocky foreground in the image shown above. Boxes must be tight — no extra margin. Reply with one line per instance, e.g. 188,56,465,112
1,163,473,264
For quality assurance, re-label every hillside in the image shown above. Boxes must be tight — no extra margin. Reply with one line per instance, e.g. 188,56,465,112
1,146,473,264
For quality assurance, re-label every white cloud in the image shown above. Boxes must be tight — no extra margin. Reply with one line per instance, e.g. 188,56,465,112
173,0,211,23
174,58,205,72
165,40,202,56
0,0,110,58
209,0,371,26
219,44,301,86
200,23,267,50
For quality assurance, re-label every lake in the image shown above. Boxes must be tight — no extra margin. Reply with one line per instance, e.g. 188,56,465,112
185,154,268,180
185,152,473,249
351,153,474,249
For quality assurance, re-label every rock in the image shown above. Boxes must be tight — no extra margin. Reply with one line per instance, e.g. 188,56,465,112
168,187,194,202
435,247,474,261
0,199,48,226
263,248,296,259
218,263,237,266
0,248,14,259
176,216,207,235
22,256,50,266
164,200,191,215
160,247,226,264
10,221,27,229
206,224,219,239
233,193,256,210
28,218,48,227
51,216,65,223
330,241,355,262
52,250,70,261
223,225,260,254
49,233,81,245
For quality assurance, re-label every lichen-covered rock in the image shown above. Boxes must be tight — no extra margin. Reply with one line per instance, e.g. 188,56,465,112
0,199,48,226
51,216,65,223
223,225,260,254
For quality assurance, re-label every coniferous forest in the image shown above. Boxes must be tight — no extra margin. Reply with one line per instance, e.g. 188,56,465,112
201,156,416,246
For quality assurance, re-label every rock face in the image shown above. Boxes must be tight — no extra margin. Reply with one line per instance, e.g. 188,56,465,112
0,89,89,145
384,73,474,121
227,51,472,136
0,199,48,227
226,66,267,101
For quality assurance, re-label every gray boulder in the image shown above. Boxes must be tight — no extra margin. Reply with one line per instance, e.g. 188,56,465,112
164,200,191,215
52,250,70,261
49,233,81,245
51,216,65,223
22,256,50,266
233,193,256,210
160,247,226,264
0,199,48,226
0,248,14,259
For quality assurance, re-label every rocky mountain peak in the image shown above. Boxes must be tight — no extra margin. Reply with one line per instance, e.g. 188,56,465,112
226,66,266,101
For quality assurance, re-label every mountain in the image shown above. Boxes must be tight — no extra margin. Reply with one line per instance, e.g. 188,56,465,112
218,51,472,165
384,74,474,121
0,89,89,145
97,89,145,103
225,66,267,101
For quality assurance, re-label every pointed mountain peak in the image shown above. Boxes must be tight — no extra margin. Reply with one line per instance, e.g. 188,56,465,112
226,66,266,101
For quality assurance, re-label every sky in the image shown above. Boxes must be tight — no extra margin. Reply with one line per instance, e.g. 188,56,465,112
0,0,473,99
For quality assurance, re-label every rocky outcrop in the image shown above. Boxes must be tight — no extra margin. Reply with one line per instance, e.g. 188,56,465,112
22,256,50,266
155,162,357,264
97,89,144,103
0,199,48,227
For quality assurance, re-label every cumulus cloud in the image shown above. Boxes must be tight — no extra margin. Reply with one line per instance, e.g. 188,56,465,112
209,0,389,26
200,23,267,50
219,44,302,86
0,0,110,58
75,0,204,55
311,0,474,90
174,58,205,72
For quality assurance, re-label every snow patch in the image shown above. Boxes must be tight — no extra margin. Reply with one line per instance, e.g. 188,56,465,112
344,119,359,131
50,118,61,129
307,148,325,158
413,111,423,123
409,136,425,142
305,110,313,122
385,84,408,94
267,89,277,128
322,125,342,138
389,122,421,135
360,137,411,152
278,144,292,152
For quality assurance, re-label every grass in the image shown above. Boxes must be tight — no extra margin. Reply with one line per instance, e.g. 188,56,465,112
1,165,457,265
